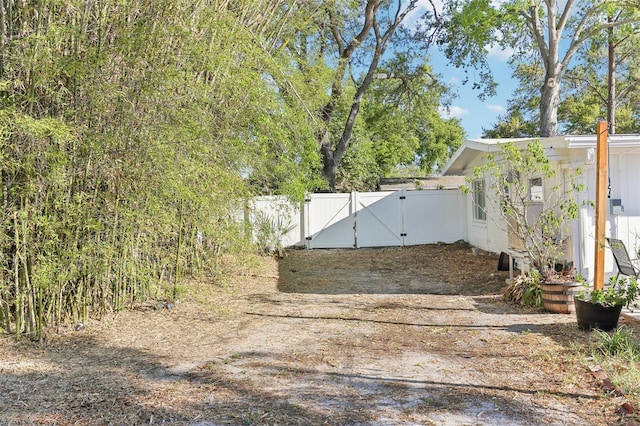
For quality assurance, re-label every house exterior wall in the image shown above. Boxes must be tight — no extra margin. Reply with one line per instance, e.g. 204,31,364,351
459,155,510,255
466,212,509,254
459,149,570,258
573,150,640,282
618,153,640,215
444,136,640,282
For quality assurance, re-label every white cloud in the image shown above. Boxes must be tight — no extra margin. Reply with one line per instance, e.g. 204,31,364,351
447,75,461,86
486,104,506,113
484,28,514,62
439,105,468,119
486,43,514,61
405,0,444,28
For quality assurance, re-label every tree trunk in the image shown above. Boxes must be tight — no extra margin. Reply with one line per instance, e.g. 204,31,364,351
316,0,418,191
319,129,337,190
323,51,378,190
607,22,616,135
539,73,561,137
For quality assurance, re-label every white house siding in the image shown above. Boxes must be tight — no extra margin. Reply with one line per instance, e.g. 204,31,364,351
443,135,640,283
463,174,509,255
466,219,508,255
619,153,640,215
451,152,499,254
573,151,640,282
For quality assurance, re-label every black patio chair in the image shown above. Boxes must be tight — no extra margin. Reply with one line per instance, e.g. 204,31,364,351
606,238,640,280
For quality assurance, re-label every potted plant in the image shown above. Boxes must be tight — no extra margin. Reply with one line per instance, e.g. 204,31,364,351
469,140,584,312
537,267,583,314
574,276,639,331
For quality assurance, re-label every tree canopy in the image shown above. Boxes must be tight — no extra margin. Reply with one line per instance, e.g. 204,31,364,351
438,0,640,137
5,0,640,340
0,0,465,338
276,0,462,190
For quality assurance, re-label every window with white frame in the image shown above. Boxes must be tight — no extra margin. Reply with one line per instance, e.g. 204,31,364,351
472,179,486,221
529,177,543,202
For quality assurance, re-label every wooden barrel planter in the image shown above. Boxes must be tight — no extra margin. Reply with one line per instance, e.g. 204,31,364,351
540,281,582,314
574,298,623,331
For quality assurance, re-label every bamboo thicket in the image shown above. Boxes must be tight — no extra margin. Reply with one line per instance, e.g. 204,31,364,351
0,0,312,340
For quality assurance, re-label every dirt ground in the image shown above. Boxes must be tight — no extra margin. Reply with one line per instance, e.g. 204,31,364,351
0,242,638,425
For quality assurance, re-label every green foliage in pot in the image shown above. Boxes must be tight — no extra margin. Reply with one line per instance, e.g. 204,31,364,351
576,276,640,308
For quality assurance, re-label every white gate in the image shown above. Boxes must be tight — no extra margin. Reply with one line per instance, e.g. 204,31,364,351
355,192,404,247
302,190,467,249
304,193,355,249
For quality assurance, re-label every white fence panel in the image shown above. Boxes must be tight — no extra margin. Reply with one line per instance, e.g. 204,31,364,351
249,196,302,248
354,192,404,247
248,189,469,250
403,190,467,245
305,193,355,248
303,189,467,249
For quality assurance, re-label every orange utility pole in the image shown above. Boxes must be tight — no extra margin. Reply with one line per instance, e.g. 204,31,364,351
593,120,608,290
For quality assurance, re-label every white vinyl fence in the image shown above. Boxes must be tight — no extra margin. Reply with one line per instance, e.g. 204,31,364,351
249,189,468,249
247,196,302,249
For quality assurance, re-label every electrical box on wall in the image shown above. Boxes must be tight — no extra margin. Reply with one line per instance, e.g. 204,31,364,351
610,198,624,215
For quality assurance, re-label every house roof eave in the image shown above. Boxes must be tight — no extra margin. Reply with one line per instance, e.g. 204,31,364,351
441,136,565,176
566,134,640,149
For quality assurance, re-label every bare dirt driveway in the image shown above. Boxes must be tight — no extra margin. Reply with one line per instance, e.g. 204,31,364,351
0,243,634,425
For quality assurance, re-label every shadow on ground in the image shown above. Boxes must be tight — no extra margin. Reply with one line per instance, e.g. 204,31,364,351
1,331,597,426
277,244,510,296
0,336,364,425
0,243,621,425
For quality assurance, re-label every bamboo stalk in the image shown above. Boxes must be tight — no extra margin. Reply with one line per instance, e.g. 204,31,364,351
13,211,22,340
173,199,183,301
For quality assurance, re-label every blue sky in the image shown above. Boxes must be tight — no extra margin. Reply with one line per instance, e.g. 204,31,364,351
409,0,518,139
432,49,518,139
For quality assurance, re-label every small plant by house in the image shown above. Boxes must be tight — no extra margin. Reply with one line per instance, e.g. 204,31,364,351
504,270,542,307
469,140,583,279
467,140,585,306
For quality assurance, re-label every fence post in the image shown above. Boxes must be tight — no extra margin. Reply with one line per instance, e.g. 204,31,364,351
594,120,608,290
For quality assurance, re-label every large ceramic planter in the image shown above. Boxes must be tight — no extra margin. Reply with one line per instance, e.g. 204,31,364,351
574,297,623,331
540,281,582,314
